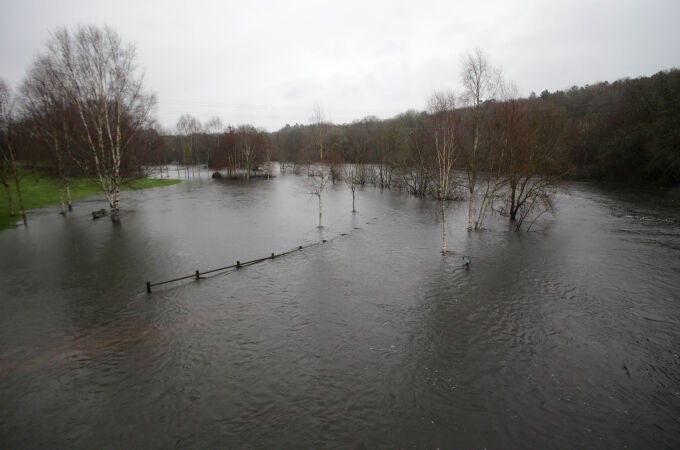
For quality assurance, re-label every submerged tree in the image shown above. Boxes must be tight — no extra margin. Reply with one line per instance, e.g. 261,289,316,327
176,113,202,178
496,95,567,231
204,115,224,170
472,79,513,230
40,25,156,222
308,165,331,227
342,163,361,213
460,48,500,231
237,125,259,180
212,127,239,177
426,91,458,253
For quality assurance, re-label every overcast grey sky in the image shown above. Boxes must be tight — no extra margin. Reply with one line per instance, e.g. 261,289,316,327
1,0,678,131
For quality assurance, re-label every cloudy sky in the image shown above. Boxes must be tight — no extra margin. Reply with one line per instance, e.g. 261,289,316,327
1,0,678,131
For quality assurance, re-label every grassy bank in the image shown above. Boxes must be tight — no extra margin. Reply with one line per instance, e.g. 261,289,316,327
0,174,181,231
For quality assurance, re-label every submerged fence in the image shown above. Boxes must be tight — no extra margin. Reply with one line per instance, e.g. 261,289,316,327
146,240,327,293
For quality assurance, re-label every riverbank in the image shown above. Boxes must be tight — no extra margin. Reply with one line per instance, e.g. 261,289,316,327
0,174,182,231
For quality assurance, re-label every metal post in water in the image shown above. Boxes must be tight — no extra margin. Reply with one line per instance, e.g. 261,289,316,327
195,270,200,280
236,260,241,269
146,281,151,294
271,253,275,259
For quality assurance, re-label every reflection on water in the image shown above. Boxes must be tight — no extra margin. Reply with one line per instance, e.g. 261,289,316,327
1,171,679,448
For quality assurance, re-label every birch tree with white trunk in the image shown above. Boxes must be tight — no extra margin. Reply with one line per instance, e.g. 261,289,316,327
460,48,500,231
42,25,156,222
343,163,360,213
308,165,331,227
427,91,458,254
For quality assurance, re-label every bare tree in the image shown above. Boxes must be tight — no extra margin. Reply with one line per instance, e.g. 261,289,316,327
460,48,500,231
213,126,239,177
0,159,14,218
427,91,458,253
0,80,16,217
21,56,75,214
341,126,362,212
205,115,223,171
472,80,513,230
237,125,259,180
176,113,202,178
343,163,360,212
472,137,505,230
496,95,567,231
0,79,27,226
42,25,156,221
0,143,14,217
262,136,273,179
326,147,343,184
308,165,331,227
310,105,330,162
401,120,434,197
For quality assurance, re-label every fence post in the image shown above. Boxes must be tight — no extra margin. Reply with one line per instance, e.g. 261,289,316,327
145,239,328,293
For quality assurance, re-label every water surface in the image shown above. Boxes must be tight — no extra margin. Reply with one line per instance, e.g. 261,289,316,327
1,170,679,448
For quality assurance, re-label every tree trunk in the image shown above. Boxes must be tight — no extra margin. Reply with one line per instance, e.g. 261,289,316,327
66,181,73,211
475,192,490,230
15,185,27,226
318,193,323,227
3,182,15,216
510,184,517,222
59,187,66,215
352,189,356,212
467,115,480,231
110,188,121,222
467,193,474,231
8,149,27,226
441,200,447,254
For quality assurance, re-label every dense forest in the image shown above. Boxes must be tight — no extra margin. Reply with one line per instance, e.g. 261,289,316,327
541,69,680,184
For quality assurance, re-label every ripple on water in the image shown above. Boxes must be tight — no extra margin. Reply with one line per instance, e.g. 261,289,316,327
1,177,680,448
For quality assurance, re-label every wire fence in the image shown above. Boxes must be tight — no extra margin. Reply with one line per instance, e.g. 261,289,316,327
146,241,327,294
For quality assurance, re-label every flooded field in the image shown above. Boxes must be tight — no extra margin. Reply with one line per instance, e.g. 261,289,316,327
1,168,679,448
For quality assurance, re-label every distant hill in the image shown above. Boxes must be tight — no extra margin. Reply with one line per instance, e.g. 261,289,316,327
541,69,680,184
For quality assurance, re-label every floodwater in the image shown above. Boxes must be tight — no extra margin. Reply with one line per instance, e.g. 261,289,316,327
1,166,679,448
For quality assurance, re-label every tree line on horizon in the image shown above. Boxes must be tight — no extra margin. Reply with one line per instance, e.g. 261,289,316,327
157,67,680,192
271,68,680,186
2,23,678,233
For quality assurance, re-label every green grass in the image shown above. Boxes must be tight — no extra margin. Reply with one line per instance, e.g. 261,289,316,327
0,173,181,231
